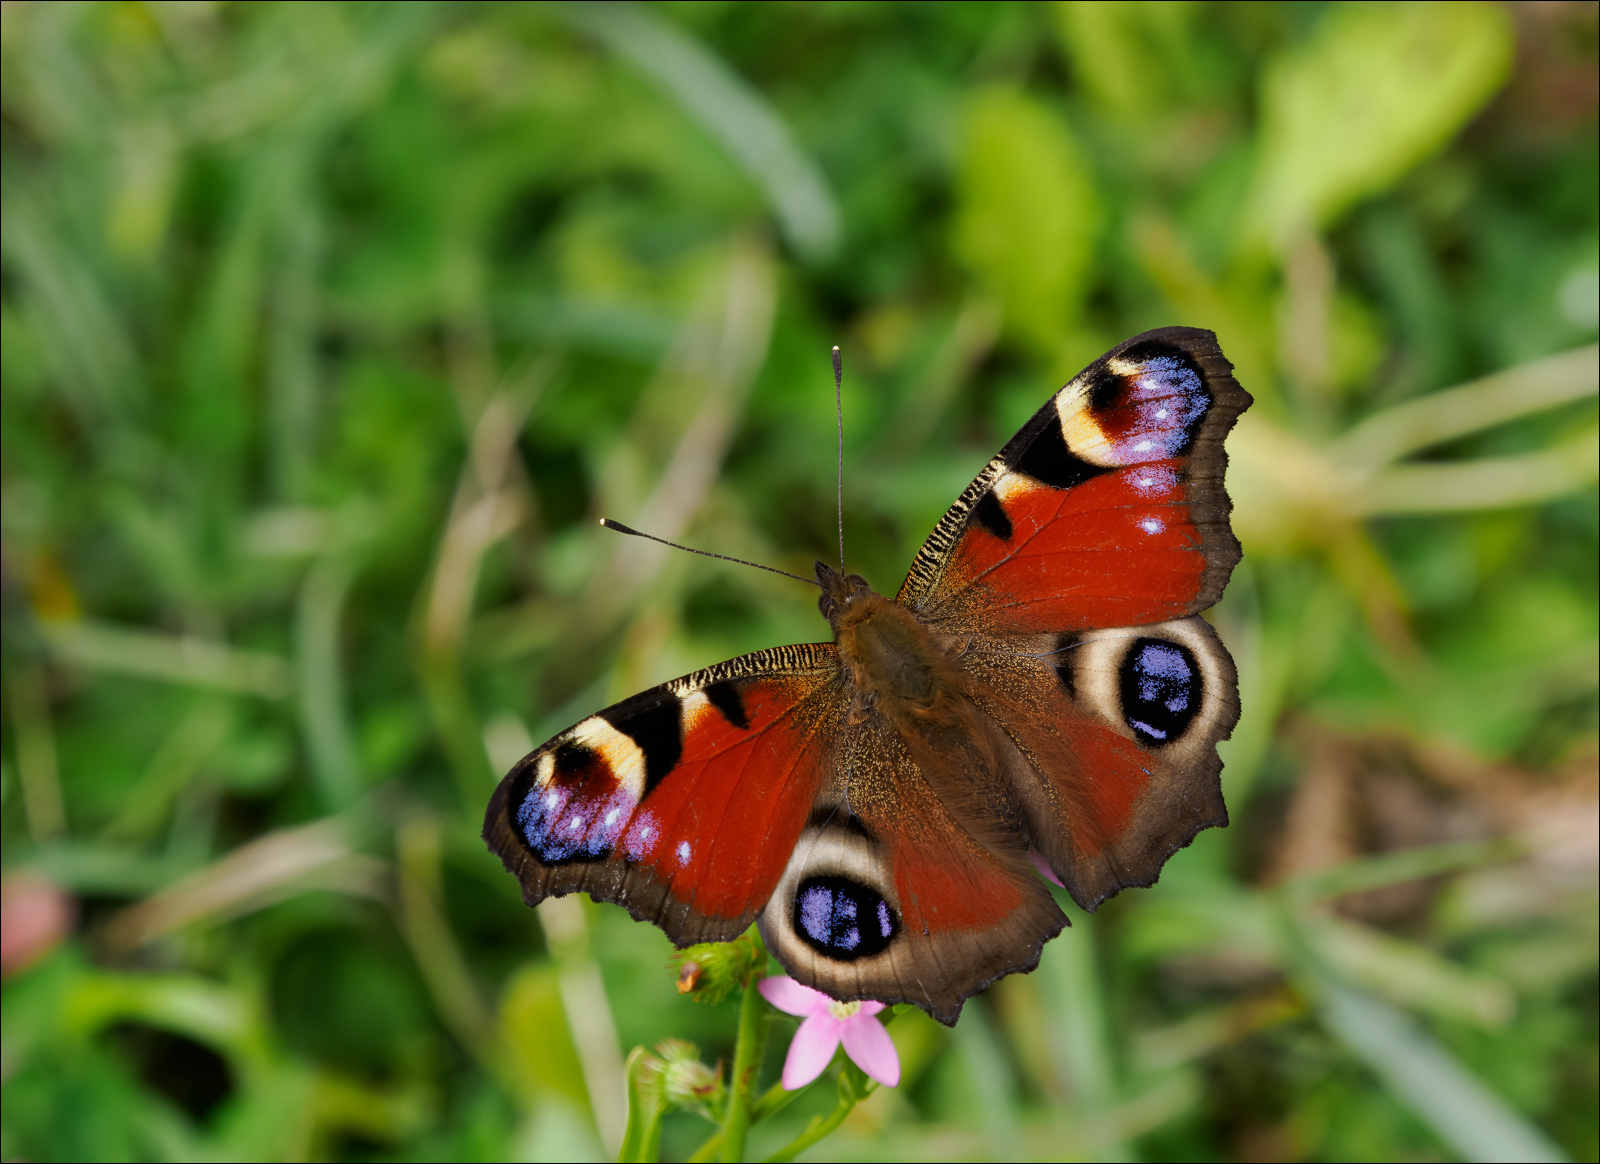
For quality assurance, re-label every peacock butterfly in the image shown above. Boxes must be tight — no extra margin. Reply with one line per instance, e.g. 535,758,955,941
484,327,1251,1024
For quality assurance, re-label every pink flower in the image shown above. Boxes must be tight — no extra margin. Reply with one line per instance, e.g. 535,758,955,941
1029,847,1065,888
1,874,74,979
758,975,900,1090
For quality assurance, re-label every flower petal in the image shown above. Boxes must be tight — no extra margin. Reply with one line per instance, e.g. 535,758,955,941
759,974,829,1017
858,1000,886,1017
782,1015,842,1090
840,1014,900,1088
1029,847,1066,888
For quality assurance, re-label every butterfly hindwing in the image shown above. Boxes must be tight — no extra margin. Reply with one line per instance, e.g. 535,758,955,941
958,617,1238,910
898,327,1250,634
758,710,1067,1025
484,644,843,944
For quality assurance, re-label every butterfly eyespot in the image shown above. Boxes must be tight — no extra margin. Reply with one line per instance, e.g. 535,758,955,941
1119,637,1201,747
511,730,649,865
793,874,898,961
1086,343,1212,463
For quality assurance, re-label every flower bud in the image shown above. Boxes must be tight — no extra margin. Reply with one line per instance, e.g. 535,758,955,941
667,930,761,1004
656,1039,724,1119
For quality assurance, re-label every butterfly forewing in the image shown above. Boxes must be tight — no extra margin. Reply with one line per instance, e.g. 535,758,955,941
897,327,1250,633
484,644,843,944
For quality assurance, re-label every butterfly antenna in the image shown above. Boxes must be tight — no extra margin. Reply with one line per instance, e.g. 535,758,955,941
598,519,820,587
833,344,845,572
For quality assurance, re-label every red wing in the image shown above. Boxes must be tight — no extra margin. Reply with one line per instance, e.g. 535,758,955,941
958,617,1239,911
897,328,1251,634
484,644,843,944
758,710,1066,1025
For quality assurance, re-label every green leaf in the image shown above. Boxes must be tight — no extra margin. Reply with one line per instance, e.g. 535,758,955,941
618,1046,666,1163
499,963,589,1109
953,88,1102,355
1245,2,1514,249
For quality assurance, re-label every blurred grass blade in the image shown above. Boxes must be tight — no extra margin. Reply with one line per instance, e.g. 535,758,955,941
499,962,607,1163
41,620,293,698
1317,980,1568,1163
1006,1074,1201,1159
395,815,498,1064
547,239,778,711
952,1001,1023,1162
1309,913,1515,1028
105,816,386,951
64,970,262,1062
1334,344,1599,470
883,293,1002,456
418,353,556,807
1355,425,1599,515
30,843,190,896
295,1074,434,1158
600,243,775,580
1134,989,1302,1072
422,351,557,657
267,181,322,500
8,665,66,841
297,556,363,810
0,180,141,421
1090,1074,1201,1155
1285,837,1521,905
515,1098,609,1163
573,2,839,261
1053,2,1173,123
103,700,232,842
618,241,777,574
240,505,356,559
1039,904,1133,1162
539,896,628,1159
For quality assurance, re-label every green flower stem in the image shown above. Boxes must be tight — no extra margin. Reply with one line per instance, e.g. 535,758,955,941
686,1133,722,1162
763,1067,874,1164
750,1081,801,1123
689,1080,803,1161
717,931,771,1162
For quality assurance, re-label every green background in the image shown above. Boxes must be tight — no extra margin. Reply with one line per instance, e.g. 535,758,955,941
2,2,1596,1161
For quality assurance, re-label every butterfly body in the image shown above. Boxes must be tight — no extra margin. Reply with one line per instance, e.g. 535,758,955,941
821,564,955,721
487,327,1251,1023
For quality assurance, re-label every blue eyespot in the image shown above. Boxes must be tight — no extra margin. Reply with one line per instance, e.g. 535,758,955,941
1120,638,1201,747
793,875,897,961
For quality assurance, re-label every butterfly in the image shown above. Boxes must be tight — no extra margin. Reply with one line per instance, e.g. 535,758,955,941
484,327,1251,1024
